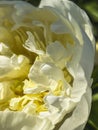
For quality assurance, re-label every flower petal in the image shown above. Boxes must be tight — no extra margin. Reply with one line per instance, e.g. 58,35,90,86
24,31,44,55
0,1,95,130
28,56,64,89
0,55,30,81
58,87,92,130
46,41,71,68
39,0,95,47
0,110,54,130
67,30,95,81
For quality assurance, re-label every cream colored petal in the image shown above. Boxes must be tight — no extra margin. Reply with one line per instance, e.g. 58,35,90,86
0,43,12,56
0,0,35,24
0,55,30,81
70,65,91,102
41,95,76,125
0,56,13,76
23,79,48,94
28,56,64,89
58,87,92,130
0,110,54,130
24,31,44,55
39,0,95,48
0,1,95,130
46,41,73,68
67,29,95,81
50,19,71,34
79,30,95,80
0,82,15,103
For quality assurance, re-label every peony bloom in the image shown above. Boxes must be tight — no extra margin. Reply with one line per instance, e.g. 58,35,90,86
0,0,95,130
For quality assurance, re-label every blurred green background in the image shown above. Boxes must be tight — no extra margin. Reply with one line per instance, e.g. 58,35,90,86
21,0,98,130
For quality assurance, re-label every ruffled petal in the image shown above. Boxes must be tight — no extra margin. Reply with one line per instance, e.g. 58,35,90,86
28,55,64,89
0,1,95,130
58,87,92,130
0,55,30,81
46,41,72,68
39,0,95,48
0,110,54,130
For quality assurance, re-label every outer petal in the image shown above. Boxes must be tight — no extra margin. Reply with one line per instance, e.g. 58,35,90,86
39,0,95,80
66,29,95,81
0,110,54,130
39,0,95,47
57,86,92,130
39,0,95,130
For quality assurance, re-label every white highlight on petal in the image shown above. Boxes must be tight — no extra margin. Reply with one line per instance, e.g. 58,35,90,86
24,31,44,55
0,110,54,130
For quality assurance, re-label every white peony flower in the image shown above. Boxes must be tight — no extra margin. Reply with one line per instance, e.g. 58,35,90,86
0,0,95,130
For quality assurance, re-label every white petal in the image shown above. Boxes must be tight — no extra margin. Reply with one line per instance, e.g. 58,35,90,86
0,42,12,56
46,41,70,68
0,110,54,130
24,31,44,55
0,82,15,102
24,83,48,94
0,56,13,76
0,1,95,130
28,56,64,89
71,65,87,101
58,87,92,130
42,95,76,124
67,30,94,81
39,0,95,48
50,20,71,34
0,55,30,81
79,30,95,80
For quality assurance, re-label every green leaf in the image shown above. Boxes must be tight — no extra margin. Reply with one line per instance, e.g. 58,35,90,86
89,99,98,129
90,65,98,129
84,2,98,22
84,94,98,130
92,66,98,95
93,94,98,102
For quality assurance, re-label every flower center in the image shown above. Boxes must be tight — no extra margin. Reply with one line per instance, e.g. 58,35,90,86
0,17,74,115
0,68,73,115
